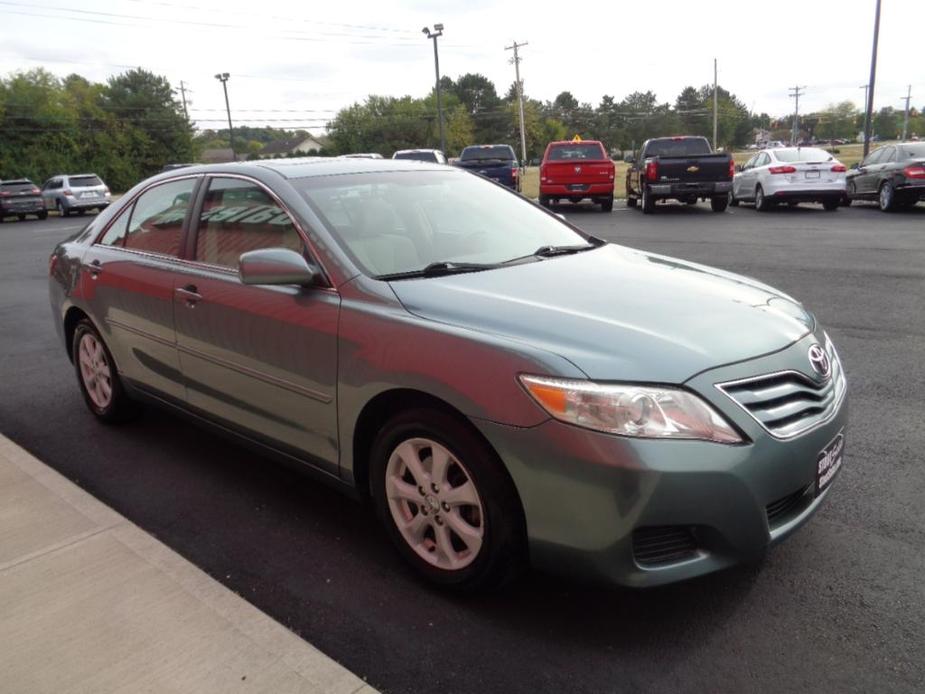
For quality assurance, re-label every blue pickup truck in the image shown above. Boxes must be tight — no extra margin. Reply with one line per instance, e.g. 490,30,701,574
453,144,520,191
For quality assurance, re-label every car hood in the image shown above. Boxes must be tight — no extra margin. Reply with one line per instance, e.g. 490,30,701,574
389,244,814,383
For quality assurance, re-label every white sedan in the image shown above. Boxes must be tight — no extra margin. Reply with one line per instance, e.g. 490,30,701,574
731,147,847,211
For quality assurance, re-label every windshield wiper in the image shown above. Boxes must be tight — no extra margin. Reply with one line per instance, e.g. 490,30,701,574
376,261,500,281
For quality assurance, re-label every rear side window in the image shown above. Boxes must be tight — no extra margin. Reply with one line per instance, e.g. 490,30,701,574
394,151,438,162
547,143,606,161
643,138,712,157
120,179,196,256
194,177,303,269
70,175,103,187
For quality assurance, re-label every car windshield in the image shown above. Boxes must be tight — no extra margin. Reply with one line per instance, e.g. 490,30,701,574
70,175,103,187
460,146,514,161
900,144,925,158
1,181,36,193
547,143,605,161
393,151,437,162
298,170,590,278
644,138,712,157
773,148,833,163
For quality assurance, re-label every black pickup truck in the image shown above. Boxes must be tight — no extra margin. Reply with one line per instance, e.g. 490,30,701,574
625,136,734,213
453,144,520,191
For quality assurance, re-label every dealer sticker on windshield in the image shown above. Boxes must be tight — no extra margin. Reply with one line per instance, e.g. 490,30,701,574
816,431,845,495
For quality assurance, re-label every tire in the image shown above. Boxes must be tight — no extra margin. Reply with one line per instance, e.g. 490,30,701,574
77,208,86,216
56,200,69,217
822,198,840,211
641,186,655,214
846,180,858,203
369,408,526,591
729,188,739,207
72,319,138,423
711,195,729,213
600,195,614,212
626,196,638,208
18,214,25,221
38,210,48,220
878,181,896,212
754,185,770,212
685,197,698,205
539,195,551,208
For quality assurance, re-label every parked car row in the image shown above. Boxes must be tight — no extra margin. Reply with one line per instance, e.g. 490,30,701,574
0,172,112,222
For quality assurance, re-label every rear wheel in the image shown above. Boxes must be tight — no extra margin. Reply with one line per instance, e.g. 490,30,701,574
626,196,638,208
600,195,614,212
754,185,771,212
710,195,729,213
370,409,526,591
72,319,138,423
641,186,655,214
879,181,896,212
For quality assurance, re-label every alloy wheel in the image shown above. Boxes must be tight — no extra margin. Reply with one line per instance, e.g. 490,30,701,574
385,437,485,571
78,333,113,409
879,182,894,211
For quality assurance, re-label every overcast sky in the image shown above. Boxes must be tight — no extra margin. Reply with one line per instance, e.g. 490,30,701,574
1,0,922,134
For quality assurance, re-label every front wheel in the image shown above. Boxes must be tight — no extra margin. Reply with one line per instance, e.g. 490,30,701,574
56,200,69,217
72,319,138,423
711,195,729,213
370,409,526,591
729,188,739,206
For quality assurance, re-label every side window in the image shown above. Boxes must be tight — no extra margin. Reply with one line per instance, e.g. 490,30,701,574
755,153,768,167
123,178,196,257
194,177,304,269
881,147,896,163
863,149,883,166
744,155,757,169
99,207,131,246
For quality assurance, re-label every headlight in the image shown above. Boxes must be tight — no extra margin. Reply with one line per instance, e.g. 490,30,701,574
520,375,743,443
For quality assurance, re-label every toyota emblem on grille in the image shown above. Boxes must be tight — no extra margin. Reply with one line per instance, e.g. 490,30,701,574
807,344,831,379
574,166,582,174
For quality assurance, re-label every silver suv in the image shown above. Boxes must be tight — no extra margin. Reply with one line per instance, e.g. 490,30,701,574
42,174,111,216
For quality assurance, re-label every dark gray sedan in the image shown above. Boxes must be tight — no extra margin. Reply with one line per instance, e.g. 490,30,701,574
49,158,848,590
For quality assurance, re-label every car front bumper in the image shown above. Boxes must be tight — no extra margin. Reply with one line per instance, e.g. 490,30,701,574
473,333,848,587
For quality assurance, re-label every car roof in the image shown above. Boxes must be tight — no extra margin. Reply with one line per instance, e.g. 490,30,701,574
548,140,603,146
0,178,33,184
149,157,452,181
393,149,441,154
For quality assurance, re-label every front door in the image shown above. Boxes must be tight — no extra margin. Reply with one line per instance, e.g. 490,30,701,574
173,176,340,473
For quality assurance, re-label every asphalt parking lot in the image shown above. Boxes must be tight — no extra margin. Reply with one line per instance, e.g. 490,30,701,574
1,201,924,693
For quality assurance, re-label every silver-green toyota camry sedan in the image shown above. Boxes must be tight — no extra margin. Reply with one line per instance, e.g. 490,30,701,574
49,158,847,590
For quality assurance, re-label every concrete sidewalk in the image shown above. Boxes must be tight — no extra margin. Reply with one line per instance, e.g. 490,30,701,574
0,434,377,694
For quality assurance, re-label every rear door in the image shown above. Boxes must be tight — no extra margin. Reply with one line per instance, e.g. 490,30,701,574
173,175,340,472
80,176,200,401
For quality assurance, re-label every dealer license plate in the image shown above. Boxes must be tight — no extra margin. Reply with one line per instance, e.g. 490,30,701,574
805,170,821,179
816,431,844,495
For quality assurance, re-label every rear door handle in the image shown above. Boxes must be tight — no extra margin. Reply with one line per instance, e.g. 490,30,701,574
175,285,202,306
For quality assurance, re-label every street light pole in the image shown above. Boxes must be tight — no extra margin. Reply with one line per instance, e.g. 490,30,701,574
214,72,234,162
862,0,882,157
422,24,446,154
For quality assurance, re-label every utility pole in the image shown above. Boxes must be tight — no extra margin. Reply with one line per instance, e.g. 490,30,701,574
788,85,806,145
712,58,718,149
178,80,190,121
862,0,882,157
214,72,234,162
422,24,446,154
900,85,912,141
505,40,529,166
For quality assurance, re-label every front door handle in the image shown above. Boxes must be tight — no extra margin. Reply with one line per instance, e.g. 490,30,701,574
176,285,202,306
86,259,102,278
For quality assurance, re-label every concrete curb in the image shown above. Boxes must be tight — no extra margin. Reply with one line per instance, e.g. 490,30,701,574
0,434,378,694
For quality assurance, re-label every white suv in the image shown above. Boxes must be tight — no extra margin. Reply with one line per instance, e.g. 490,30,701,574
42,174,112,216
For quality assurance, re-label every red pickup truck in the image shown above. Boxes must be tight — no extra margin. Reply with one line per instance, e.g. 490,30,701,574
539,139,615,212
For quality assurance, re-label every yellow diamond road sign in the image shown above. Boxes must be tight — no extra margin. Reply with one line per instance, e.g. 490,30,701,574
571,134,583,142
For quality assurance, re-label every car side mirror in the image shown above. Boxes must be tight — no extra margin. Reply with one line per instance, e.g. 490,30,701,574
239,248,320,287
851,162,861,170
735,164,744,173
624,155,636,164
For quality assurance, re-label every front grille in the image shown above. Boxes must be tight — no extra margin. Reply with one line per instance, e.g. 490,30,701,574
632,526,699,567
766,484,812,527
716,340,846,439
